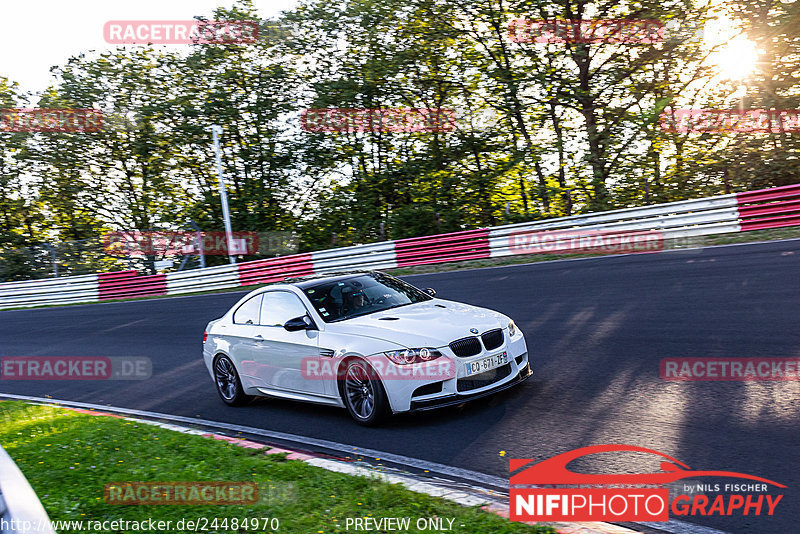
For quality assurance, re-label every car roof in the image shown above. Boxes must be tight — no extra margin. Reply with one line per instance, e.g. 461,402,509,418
283,271,382,289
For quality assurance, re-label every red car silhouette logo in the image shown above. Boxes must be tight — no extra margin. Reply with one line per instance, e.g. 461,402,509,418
510,444,785,487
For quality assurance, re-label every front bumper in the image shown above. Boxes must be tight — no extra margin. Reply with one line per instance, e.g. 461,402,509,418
380,331,531,413
408,361,532,412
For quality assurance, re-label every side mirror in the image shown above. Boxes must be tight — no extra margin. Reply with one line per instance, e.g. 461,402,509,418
423,288,436,297
284,315,315,331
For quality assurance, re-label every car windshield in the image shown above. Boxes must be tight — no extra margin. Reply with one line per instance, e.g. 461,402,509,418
302,273,432,322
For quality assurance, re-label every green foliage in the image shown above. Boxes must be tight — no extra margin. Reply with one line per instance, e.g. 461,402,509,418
0,0,798,275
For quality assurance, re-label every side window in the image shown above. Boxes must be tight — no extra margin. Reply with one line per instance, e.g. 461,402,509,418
260,292,308,327
233,295,262,325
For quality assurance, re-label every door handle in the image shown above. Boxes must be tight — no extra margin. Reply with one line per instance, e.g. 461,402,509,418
253,334,265,342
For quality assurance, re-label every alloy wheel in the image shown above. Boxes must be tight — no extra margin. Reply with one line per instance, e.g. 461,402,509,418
345,362,375,419
214,357,237,401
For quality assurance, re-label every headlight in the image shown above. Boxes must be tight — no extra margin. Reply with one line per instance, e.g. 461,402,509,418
507,320,517,338
384,348,442,365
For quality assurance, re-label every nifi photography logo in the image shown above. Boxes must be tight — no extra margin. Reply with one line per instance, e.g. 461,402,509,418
510,444,785,522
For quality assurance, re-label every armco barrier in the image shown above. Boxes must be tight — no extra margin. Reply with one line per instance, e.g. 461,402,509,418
312,241,397,273
489,194,741,257
0,274,99,308
165,263,240,295
2,184,800,310
737,183,800,231
97,270,167,300
237,253,315,286
395,228,490,267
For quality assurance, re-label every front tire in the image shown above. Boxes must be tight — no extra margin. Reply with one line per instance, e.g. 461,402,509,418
342,359,389,426
213,355,253,406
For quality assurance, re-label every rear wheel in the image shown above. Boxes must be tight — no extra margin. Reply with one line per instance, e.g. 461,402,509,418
342,359,389,426
214,355,253,406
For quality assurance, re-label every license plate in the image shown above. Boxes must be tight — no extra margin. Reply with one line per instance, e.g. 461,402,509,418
465,351,508,376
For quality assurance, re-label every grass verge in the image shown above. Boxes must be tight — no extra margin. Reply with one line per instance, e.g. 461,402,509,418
0,401,553,534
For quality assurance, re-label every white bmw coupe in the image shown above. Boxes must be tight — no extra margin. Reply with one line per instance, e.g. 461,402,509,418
203,271,531,425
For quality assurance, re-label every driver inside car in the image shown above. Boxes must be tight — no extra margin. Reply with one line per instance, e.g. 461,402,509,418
351,290,367,310
341,287,368,316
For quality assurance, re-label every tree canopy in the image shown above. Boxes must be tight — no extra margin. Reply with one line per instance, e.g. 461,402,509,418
1,0,798,278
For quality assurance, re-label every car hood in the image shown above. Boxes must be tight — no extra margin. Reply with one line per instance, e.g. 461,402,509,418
326,299,508,348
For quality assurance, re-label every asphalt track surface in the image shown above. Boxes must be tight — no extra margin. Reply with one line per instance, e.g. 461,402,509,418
2,239,799,534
